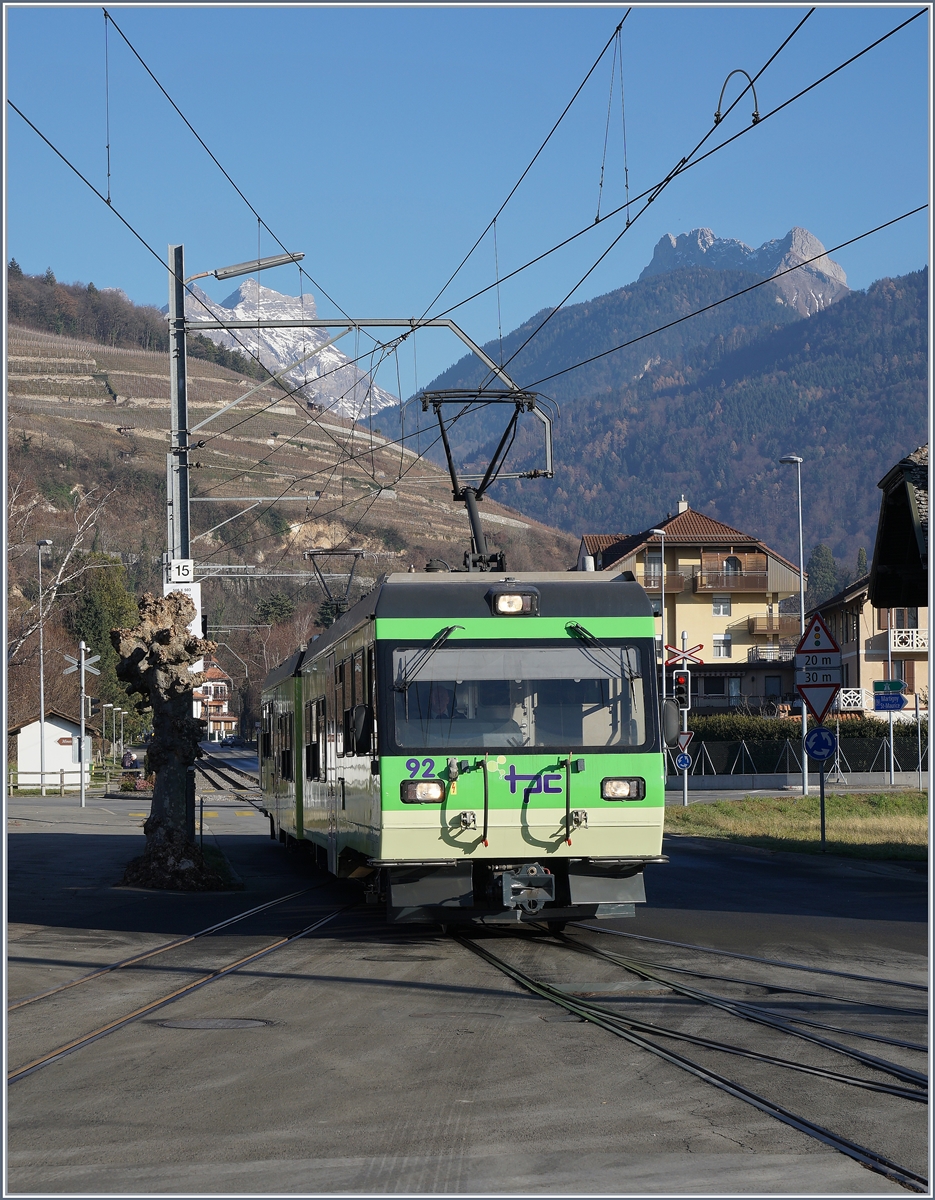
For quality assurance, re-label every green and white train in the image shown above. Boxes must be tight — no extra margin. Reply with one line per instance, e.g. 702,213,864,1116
260,570,673,928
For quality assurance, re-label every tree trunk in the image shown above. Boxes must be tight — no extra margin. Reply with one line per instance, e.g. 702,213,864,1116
111,591,229,890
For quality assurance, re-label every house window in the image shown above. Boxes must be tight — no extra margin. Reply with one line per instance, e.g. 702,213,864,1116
713,634,732,659
724,556,742,575
894,608,919,629
765,675,782,698
704,676,725,696
712,595,731,617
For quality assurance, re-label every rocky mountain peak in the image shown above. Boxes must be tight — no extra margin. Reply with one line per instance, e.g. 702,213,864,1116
183,283,397,419
639,226,848,315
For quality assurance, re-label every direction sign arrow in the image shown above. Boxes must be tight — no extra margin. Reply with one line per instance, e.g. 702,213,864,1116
874,693,908,712
805,726,837,761
796,613,841,656
796,683,840,724
873,679,908,693
677,731,694,752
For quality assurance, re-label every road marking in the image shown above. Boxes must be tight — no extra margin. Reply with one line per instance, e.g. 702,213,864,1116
234,810,254,816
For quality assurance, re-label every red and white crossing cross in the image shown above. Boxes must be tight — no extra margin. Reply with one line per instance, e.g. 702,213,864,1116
665,643,703,667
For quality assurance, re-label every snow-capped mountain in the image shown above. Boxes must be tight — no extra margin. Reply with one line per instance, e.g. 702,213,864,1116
639,227,848,315
183,279,399,419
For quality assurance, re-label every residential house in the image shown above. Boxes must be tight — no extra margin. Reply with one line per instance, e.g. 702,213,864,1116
577,499,804,711
194,659,238,741
869,444,927,609
807,576,928,716
7,709,98,790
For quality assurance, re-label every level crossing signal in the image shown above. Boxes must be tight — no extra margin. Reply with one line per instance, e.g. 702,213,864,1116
673,669,691,710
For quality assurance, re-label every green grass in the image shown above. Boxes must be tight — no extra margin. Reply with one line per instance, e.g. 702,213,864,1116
665,791,928,860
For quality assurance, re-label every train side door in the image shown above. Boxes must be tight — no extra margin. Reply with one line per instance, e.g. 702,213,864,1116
326,653,338,874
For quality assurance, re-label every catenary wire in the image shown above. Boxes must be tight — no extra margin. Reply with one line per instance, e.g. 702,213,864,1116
432,6,922,324
101,8,370,341
478,8,816,386
420,10,632,319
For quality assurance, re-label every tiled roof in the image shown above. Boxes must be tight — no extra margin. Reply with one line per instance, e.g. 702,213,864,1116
581,506,799,573
581,534,632,555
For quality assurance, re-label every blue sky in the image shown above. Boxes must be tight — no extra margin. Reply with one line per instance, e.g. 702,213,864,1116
6,4,930,392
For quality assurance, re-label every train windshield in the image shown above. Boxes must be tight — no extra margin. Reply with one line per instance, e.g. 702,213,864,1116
391,642,649,751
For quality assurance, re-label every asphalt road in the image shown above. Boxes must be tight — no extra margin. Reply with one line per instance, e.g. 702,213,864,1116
6,791,927,1195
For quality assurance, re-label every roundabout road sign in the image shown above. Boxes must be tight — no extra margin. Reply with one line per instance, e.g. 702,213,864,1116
675,752,692,771
805,727,837,761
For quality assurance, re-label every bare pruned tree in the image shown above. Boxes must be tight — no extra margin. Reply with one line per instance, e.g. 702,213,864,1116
6,479,118,665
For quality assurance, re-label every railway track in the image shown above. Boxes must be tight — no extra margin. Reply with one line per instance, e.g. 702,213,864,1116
195,752,260,798
456,928,928,1193
7,893,350,1085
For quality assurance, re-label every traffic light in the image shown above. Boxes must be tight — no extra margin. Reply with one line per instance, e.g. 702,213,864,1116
673,669,691,709
88,697,102,717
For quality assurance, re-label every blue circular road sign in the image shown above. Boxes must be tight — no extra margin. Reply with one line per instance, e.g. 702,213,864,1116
805,727,837,761
675,752,692,771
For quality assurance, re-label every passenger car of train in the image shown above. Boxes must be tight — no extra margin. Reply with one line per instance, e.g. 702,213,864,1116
260,570,675,929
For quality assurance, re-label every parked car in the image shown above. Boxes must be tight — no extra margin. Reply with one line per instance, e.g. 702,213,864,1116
220,735,247,748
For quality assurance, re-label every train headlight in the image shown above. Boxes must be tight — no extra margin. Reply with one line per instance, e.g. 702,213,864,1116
601,777,646,800
400,779,445,803
487,585,540,615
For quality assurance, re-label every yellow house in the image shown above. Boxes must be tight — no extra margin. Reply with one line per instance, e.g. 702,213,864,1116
577,501,803,712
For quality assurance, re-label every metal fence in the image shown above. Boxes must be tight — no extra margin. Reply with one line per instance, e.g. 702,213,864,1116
666,737,928,777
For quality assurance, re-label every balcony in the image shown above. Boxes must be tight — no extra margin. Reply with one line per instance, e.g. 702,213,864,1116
890,628,928,653
747,642,797,663
836,688,873,712
638,572,686,592
747,614,800,636
694,571,769,592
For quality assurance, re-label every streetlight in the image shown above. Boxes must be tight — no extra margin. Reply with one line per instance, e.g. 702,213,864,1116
780,454,808,796
184,251,305,284
36,540,53,796
102,704,114,763
651,528,667,701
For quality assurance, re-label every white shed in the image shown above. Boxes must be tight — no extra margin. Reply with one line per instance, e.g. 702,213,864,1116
8,710,97,791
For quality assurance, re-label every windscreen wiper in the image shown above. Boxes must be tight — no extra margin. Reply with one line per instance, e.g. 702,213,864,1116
566,622,639,677
394,625,464,693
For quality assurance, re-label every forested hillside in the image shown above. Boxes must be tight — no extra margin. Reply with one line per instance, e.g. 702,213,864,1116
394,267,927,565
7,260,266,377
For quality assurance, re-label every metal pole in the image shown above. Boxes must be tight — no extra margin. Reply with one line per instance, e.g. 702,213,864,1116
37,543,48,795
659,531,666,702
887,608,895,785
168,244,190,560
120,711,125,759
79,640,86,808
681,630,689,808
796,459,808,797
916,692,922,791
819,757,826,852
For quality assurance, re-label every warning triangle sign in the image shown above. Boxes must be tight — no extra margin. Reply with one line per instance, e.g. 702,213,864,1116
796,613,841,655
796,683,840,723
677,731,694,752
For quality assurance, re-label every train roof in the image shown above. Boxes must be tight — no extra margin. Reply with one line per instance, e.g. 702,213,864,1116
261,570,651,693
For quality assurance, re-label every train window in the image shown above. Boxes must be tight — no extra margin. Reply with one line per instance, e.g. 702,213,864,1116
391,643,648,751
279,712,294,781
261,708,272,760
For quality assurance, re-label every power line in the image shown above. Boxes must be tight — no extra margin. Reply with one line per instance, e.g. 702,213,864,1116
431,5,924,326
420,9,632,320
474,8,817,386
101,8,365,336
522,205,928,388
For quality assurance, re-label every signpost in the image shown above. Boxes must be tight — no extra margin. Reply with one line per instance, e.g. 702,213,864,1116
63,642,99,808
805,726,837,852
795,615,841,726
668,634,701,807
874,693,908,713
